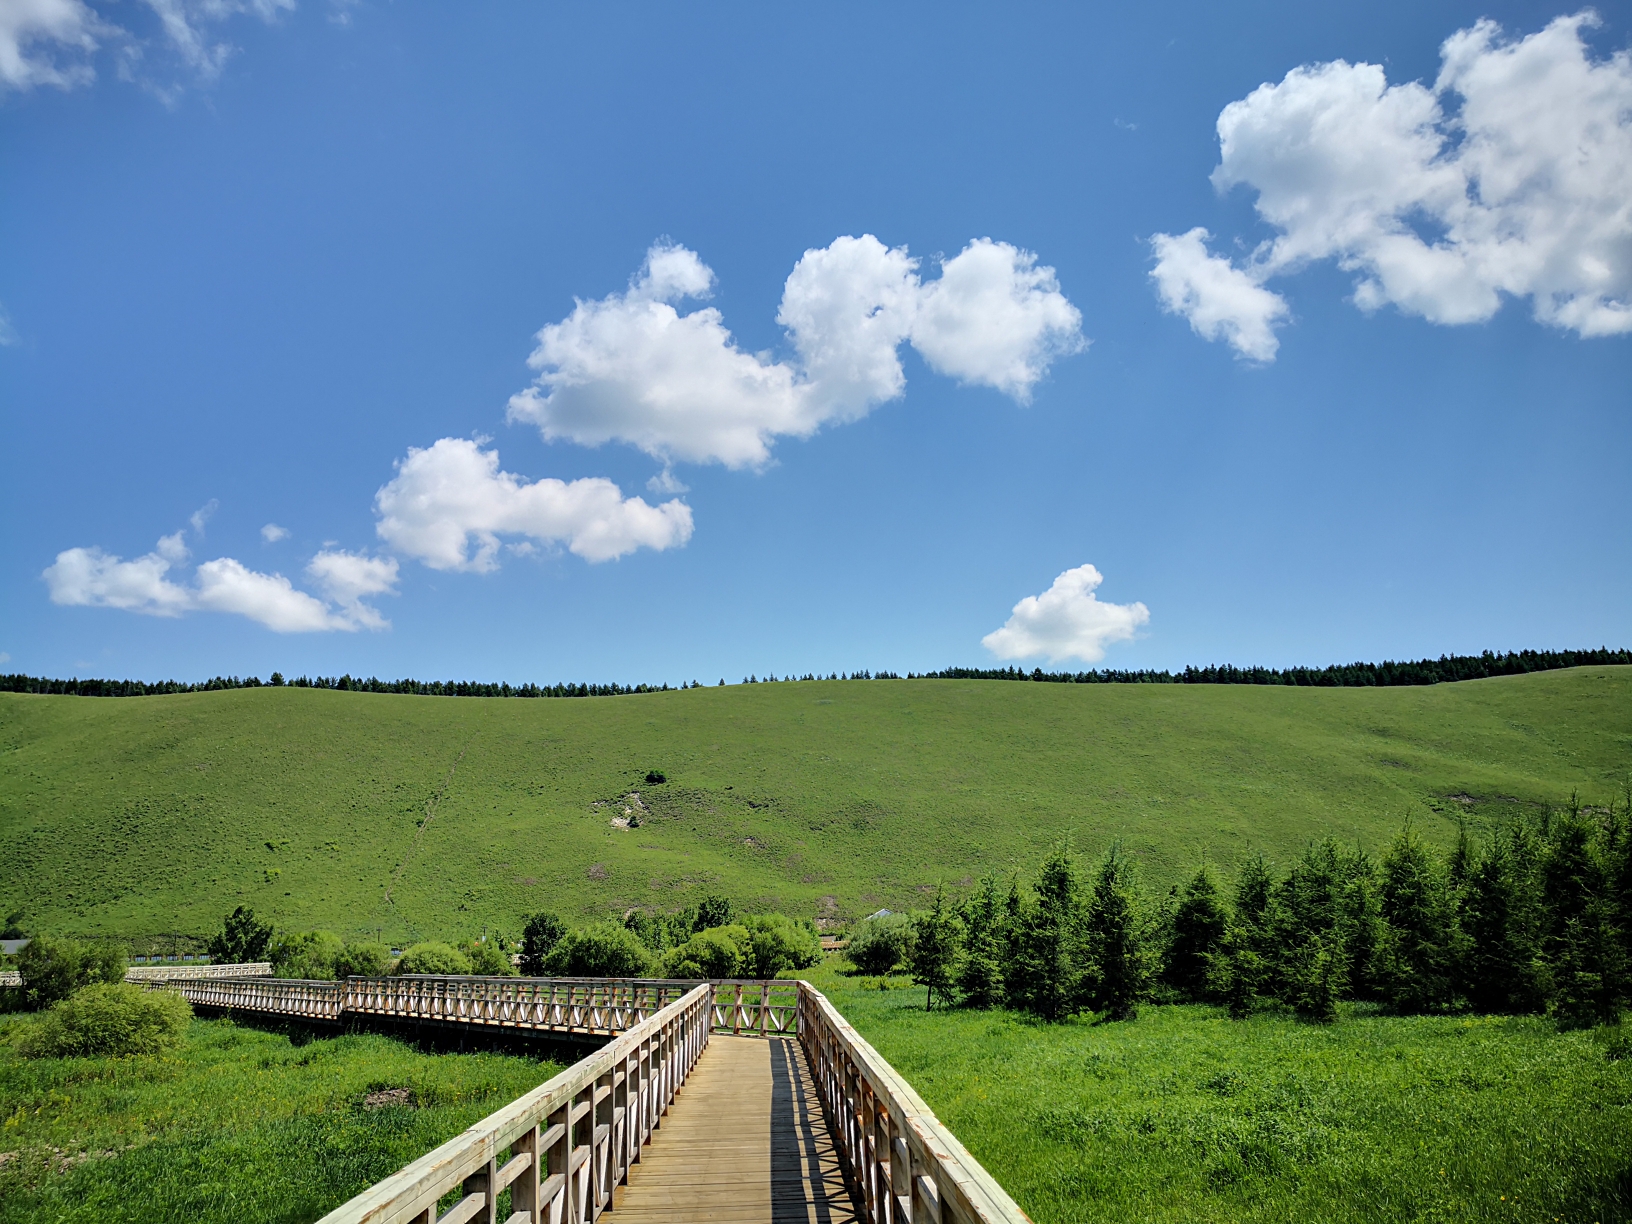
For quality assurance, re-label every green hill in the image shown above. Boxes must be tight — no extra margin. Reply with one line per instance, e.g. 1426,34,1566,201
2,668,1628,945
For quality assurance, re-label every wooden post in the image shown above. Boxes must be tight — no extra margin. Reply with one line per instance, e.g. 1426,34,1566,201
510,1123,541,1224
462,1153,497,1224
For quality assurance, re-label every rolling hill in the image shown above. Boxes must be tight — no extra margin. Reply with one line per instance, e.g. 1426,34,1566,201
2,667,1628,946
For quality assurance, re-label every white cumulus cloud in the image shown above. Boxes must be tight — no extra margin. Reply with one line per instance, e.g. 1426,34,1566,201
0,0,100,91
982,564,1149,664
910,238,1085,399
508,235,1083,469
42,530,396,632
373,436,694,571
1152,12,1632,358
1149,228,1289,361
260,522,289,542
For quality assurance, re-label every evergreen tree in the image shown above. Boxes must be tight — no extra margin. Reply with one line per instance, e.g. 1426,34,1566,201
1459,837,1548,1013
1377,824,1457,1012
1338,848,1384,1001
910,886,962,1011
1008,845,1086,1021
1284,932,1344,1023
1162,864,1227,1002
1448,818,1474,891
1220,853,1275,1018
1541,809,1605,961
954,875,1007,1008
1553,896,1627,1029
1083,845,1146,1020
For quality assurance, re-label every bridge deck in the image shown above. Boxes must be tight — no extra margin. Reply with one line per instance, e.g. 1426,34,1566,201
612,1035,861,1223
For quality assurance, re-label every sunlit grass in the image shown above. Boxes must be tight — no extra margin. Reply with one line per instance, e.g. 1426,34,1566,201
803,962,1632,1224
0,1013,561,1224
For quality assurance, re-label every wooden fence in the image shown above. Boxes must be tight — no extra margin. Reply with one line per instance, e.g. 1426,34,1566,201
315,981,713,1224
124,961,273,982
798,980,1031,1224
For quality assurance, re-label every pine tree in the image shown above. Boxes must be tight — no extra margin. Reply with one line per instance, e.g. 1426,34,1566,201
910,886,962,1011
1008,845,1086,1021
1163,864,1227,1002
1338,848,1384,1001
1084,845,1146,1020
1554,896,1627,1029
1221,853,1275,1018
955,875,1007,1008
1458,836,1548,1013
1377,824,1457,1012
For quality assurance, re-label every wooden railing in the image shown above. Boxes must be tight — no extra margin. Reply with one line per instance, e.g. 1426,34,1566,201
158,973,802,1039
798,981,1031,1224
171,975,346,1020
315,981,713,1224
124,961,273,982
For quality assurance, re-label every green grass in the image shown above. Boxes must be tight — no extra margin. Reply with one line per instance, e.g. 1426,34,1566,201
0,1012,560,1224
802,963,1632,1224
2,668,1629,943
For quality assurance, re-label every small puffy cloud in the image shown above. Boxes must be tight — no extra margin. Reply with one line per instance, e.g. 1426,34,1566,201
509,236,1083,469
260,522,289,542
911,238,1084,400
306,550,399,630
42,531,396,632
43,536,194,617
373,437,694,571
1156,12,1632,356
1149,228,1289,361
0,0,100,91
188,498,218,533
982,564,1149,664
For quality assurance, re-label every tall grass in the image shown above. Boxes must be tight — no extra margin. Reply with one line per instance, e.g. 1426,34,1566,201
805,964,1632,1223
0,1013,561,1224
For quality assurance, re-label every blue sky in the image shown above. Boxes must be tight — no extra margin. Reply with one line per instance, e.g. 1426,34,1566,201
1,0,1628,684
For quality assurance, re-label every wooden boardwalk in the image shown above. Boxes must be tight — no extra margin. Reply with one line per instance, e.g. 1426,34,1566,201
612,1035,861,1223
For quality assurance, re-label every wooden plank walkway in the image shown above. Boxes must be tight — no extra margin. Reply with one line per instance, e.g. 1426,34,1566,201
611,1035,862,1223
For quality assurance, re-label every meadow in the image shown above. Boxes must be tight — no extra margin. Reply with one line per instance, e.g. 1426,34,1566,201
0,1011,560,1224
2,667,1630,946
803,963,1632,1224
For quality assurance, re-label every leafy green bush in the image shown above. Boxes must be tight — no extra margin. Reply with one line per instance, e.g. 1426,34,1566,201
394,942,473,975
206,906,273,965
17,983,191,1057
271,931,343,979
543,924,653,977
665,926,751,978
847,913,914,975
332,942,390,978
16,935,126,1010
519,912,567,975
461,940,517,976
742,914,822,977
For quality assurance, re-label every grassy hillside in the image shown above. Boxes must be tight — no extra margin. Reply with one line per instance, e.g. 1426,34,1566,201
1,668,1628,945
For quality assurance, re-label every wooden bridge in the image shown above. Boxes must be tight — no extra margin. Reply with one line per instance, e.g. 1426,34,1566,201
152,973,1029,1224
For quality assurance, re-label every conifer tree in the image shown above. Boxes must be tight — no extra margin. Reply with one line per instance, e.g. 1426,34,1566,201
955,875,1006,1008
1009,845,1086,1021
1163,864,1227,1002
910,886,962,1011
1459,836,1548,1013
1084,845,1146,1020
1553,897,1627,1029
1377,824,1457,1012
1221,853,1275,1017
1338,848,1384,1001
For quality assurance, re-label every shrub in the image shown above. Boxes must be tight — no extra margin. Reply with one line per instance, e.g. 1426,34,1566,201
17,935,126,1010
462,940,518,976
271,930,343,980
742,914,822,978
17,983,191,1058
665,926,752,978
847,913,914,975
544,924,654,977
395,942,473,975
519,912,567,975
332,942,390,978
